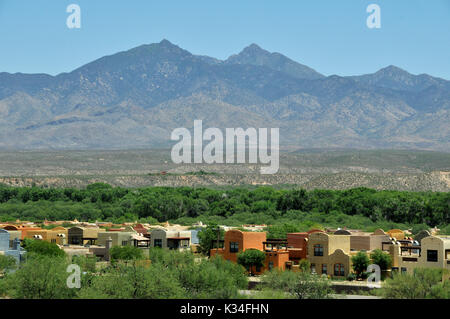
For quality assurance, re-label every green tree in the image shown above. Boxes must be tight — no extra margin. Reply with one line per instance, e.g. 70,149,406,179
198,224,224,256
0,255,16,274
78,262,185,299
21,239,65,258
237,249,266,276
351,251,370,278
109,246,145,262
298,259,311,273
370,249,392,271
3,255,76,299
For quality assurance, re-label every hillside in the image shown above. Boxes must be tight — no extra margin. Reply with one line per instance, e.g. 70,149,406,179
0,40,449,150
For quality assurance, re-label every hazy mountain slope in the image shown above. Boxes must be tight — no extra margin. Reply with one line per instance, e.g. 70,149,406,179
0,39,448,151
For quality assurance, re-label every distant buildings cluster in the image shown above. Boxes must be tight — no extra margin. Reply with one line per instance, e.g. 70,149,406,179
211,227,450,278
1,220,449,279
0,220,201,262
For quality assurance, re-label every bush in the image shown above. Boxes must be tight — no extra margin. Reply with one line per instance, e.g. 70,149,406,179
379,268,448,299
347,273,357,281
3,255,76,299
21,239,65,258
237,249,266,276
370,249,392,271
261,269,333,299
109,246,145,262
351,251,370,278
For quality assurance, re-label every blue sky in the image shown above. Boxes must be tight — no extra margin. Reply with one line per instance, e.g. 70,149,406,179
0,0,449,79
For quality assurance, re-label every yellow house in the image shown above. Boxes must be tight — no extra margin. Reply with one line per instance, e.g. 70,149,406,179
25,227,68,245
307,232,352,278
390,235,450,275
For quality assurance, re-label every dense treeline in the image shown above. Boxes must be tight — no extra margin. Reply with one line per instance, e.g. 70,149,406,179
0,183,448,231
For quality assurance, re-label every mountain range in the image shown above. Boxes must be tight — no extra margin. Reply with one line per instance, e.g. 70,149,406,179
0,39,449,151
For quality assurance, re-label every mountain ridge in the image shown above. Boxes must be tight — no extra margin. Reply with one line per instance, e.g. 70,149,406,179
0,39,448,151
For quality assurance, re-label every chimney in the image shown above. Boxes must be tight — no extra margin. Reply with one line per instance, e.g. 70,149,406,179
105,237,113,261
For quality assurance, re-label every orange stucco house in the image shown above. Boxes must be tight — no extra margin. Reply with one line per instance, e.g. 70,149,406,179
210,229,290,274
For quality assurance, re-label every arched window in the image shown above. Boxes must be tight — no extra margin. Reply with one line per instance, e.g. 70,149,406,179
314,244,323,256
334,263,345,276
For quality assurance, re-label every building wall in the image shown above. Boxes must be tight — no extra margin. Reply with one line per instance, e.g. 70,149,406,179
308,232,352,278
97,232,134,247
350,236,371,251
68,227,99,245
391,236,450,274
190,229,200,245
150,229,168,248
0,229,10,251
349,235,390,251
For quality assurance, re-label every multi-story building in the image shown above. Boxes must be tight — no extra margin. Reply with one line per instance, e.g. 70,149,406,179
286,229,324,262
24,227,68,245
150,228,191,250
307,232,353,278
210,229,290,274
97,231,135,247
390,235,450,275
68,226,100,245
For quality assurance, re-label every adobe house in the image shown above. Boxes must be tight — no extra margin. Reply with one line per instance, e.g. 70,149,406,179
389,235,450,276
210,230,289,275
307,232,352,278
150,228,191,250
68,227,100,245
25,227,68,245
287,229,324,262
97,231,135,247
3,225,42,240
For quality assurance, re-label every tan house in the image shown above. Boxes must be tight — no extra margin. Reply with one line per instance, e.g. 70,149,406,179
25,227,68,245
150,228,191,250
390,235,450,275
68,227,100,245
97,231,135,247
307,232,352,278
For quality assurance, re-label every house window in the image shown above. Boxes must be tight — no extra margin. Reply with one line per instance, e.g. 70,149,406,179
322,264,327,275
314,244,323,256
122,240,128,246
334,264,345,276
268,261,274,270
427,250,438,262
230,242,239,253
51,239,56,244
311,263,316,274
154,239,162,248
401,267,407,273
